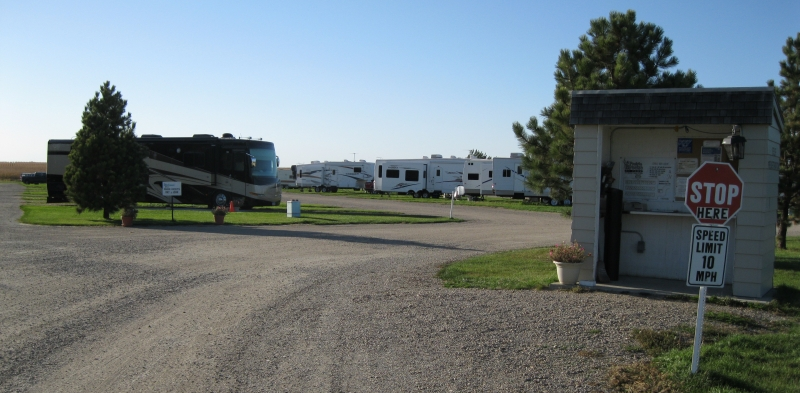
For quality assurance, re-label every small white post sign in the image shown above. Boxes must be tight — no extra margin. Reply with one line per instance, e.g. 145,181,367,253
687,224,729,288
162,182,181,222
162,182,182,196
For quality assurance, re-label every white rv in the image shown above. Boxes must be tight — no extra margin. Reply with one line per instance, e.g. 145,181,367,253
491,154,552,202
294,160,374,192
375,155,465,198
277,167,296,188
462,157,493,199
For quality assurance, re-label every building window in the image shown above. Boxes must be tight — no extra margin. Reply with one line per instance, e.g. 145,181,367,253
405,170,419,181
387,169,400,178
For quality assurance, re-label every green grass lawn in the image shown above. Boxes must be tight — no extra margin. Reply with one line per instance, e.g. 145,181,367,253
17,184,457,226
438,238,800,392
284,187,571,214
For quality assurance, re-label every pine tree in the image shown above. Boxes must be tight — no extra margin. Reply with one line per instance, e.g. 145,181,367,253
468,149,490,159
64,81,148,219
773,33,800,249
513,10,698,200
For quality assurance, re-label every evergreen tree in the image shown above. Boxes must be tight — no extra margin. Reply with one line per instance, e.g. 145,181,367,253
64,81,148,219
772,33,800,249
513,10,698,200
468,149,490,159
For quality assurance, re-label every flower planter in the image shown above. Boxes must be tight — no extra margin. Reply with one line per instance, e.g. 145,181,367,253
553,261,581,285
121,216,134,227
214,215,225,225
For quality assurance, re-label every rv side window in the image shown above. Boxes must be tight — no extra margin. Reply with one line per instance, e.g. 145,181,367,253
354,167,361,173
517,166,522,174
378,165,383,178
234,151,246,172
299,170,302,178
386,169,399,178
222,151,234,171
436,169,440,176
467,173,479,180
405,170,419,181
503,169,511,177
332,170,336,175
488,170,493,178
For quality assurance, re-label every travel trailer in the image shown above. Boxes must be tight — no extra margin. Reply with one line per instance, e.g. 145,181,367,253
462,157,493,199
47,134,282,208
374,155,465,198
277,167,296,188
491,154,554,202
294,160,374,192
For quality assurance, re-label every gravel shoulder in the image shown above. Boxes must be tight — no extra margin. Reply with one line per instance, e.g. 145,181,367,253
0,183,785,392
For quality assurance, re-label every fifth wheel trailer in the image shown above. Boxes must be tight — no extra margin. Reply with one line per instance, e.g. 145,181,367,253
46,134,282,208
491,154,563,203
374,155,465,198
462,157,493,199
294,160,374,192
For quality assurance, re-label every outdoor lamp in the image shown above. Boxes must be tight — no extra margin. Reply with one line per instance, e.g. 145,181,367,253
722,125,746,160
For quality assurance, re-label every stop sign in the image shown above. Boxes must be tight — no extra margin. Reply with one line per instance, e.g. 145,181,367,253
684,162,744,225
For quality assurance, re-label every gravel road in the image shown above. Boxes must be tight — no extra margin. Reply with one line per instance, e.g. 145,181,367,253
0,184,783,392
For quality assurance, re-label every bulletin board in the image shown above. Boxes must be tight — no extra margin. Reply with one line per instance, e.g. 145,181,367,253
619,136,732,212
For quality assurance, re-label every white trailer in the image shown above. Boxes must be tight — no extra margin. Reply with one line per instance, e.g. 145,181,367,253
491,154,552,202
294,160,374,192
375,155,465,198
462,157,493,199
278,167,296,188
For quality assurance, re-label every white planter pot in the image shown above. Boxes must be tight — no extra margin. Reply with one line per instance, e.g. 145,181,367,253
553,261,581,285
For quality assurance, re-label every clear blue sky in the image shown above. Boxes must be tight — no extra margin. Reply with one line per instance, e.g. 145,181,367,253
1,1,797,165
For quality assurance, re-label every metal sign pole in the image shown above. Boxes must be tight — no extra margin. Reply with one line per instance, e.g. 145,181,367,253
691,286,707,374
171,196,175,222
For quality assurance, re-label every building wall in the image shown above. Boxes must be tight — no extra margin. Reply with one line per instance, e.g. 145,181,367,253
571,126,601,281
732,123,780,297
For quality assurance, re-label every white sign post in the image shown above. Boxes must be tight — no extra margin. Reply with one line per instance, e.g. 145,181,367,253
683,162,741,375
449,186,465,219
162,182,182,222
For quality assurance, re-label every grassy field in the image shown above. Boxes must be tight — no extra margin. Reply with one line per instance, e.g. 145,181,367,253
0,161,46,181
284,188,572,214
17,184,458,226
438,239,800,392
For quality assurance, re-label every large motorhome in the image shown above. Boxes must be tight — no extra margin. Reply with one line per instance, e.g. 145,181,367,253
374,155,465,198
47,133,282,208
462,157,493,199
491,154,555,202
293,160,374,192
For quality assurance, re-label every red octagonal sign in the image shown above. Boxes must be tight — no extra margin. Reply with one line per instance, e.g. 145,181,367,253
684,162,744,225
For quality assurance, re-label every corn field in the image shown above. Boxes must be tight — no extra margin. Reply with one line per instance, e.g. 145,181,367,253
0,162,46,181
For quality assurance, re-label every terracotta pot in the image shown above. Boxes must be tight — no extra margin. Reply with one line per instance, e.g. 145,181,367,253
121,216,134,227
214,215,225,225
553,261,581,285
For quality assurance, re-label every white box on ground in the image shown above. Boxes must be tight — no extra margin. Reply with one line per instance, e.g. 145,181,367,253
287,200,301,217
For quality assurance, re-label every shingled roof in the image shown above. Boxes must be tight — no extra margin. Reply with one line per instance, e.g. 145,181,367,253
569,87,779,126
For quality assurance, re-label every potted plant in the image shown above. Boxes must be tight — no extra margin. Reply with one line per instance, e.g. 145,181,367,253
550,241,590,285
120,207,138,227
212,205,228,225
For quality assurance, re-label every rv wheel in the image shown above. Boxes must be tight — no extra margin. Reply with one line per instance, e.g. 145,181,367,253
314,186,320,192
564,199,572,206
409,191,417,198
321,186,328,193
214,193,228,207
421,190,430,198
550,198,559,206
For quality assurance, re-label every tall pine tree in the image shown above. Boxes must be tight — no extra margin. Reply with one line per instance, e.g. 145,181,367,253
64,81,148,219
773,33,800,249
513,10,698,200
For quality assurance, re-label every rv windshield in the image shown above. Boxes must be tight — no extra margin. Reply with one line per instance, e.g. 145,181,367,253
249,148,278,177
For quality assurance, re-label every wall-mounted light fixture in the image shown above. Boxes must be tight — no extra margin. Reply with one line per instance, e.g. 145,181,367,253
722,125,747,160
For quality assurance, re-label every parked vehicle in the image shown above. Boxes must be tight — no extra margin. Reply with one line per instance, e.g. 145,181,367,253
46,133,282,208
20,172,47,184
492,154,567,204
294,160,374,192
462,157,493,199
277,167,296,188
374,155,465,198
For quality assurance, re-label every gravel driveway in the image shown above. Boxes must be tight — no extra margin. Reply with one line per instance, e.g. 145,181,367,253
0,184,782,392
